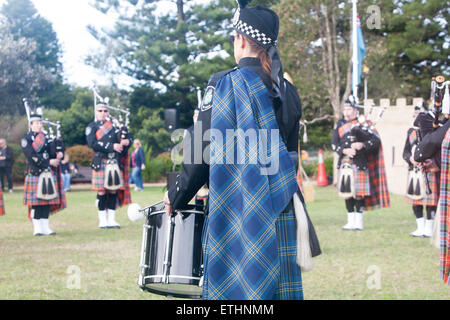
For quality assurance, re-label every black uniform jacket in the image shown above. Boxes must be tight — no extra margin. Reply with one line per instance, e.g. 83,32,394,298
22,131,62,176
331,118,346,152
168,57,302,211
403,127,419,170
86,120,132,171
414,119,450,169
333,118,381,170
0,146,14,168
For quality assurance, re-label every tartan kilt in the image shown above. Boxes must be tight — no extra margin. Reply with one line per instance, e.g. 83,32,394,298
49,167,66,214
91,159,124,192
339,162,370,197
92,157,131,208
406,171,439,206
23,172,61,207
273,209,303,300
118,154,131,207
0,189,4,216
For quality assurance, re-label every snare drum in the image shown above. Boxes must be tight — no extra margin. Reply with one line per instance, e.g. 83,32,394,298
138,204,205,299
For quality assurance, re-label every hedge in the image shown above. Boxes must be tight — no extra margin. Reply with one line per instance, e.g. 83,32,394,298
66,145,94,167
142,152,174,183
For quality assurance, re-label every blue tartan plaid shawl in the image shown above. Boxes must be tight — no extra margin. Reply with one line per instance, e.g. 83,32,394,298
203,67,299,300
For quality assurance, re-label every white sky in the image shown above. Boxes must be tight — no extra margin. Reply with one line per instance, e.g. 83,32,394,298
32,0,117,88
0,0,177,89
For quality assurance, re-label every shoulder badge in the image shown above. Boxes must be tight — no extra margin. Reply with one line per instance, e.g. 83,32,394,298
201,86,214,112
85,126,92,136
21,138,28,148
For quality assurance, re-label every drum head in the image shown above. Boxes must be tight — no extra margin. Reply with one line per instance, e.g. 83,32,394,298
141,283,202,299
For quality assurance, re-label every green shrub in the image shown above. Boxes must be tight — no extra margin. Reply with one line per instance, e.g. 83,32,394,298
302,162,317,179
142,152,174,182
301,156,333,180
10,144,26,182
324,156,334,176
66,145,94,166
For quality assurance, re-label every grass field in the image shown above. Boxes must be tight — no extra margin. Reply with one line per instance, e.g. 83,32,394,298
0,184,448,300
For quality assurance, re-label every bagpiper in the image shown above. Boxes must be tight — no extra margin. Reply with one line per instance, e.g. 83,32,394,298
413,75,450,285
21,110,66,236
403,104,440,237
86,102,132,229
333,97,390,231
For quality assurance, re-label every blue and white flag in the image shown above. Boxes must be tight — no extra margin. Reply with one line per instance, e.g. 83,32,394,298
352,15,366,89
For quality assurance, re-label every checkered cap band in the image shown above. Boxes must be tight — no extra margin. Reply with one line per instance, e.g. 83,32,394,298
235,20,276,46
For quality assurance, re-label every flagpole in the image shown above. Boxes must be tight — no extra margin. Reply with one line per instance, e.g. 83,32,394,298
352,0,358,102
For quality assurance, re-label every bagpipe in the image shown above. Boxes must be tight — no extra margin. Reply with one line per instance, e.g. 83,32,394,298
91,85,131,142
345,95,386,144
415,76,450,136
23,98,64,155
430,75,450,129
409,76,450,197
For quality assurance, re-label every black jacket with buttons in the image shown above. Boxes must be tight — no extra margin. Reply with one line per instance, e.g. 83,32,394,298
22,132,52,176
402,127,419,170
86,120,132,171
333,119,381,170
414,119,450,169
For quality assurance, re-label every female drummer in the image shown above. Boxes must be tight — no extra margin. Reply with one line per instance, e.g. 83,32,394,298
21,113,66,236
164,1,304,300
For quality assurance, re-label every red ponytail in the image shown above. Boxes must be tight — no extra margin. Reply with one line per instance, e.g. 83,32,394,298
244,36,272,77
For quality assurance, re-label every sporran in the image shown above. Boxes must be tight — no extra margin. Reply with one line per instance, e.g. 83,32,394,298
37,169,57,200
406,167,426,201
104,159,123,191
338,163,355,198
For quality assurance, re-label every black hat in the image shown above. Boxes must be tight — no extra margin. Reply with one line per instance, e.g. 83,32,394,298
95,102,109,109
232,1,279,49
232,0,285,118
414,101,427,112
344,95,358,108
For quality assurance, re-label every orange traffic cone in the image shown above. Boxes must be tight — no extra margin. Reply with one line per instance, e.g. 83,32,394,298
316,149,328,186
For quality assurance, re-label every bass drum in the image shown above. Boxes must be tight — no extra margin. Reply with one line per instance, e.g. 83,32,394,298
138,203,205,299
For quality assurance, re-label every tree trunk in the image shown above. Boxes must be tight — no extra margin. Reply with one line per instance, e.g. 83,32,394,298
176,0,185,22
317,1,351,125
